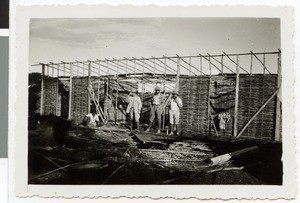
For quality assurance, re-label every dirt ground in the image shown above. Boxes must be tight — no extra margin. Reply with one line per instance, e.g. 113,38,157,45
28,123,282,185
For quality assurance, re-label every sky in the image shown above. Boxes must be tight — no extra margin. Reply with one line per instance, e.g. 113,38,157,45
29,18,280,74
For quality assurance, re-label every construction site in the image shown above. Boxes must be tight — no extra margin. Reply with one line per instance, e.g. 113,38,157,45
28,50,283,185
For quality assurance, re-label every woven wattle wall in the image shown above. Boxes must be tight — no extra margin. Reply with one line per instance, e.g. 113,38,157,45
237,74,278,140
43,78,58,116
71,77,89,124
179,76,210,137
209,75,236,138
105,78,139,122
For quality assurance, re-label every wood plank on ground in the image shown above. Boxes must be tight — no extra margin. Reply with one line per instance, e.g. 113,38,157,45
131,131,178,144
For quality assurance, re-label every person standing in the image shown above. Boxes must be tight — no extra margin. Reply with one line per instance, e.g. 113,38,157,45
146,86,164,134
126,90,142,131
103,93,112,123
169,90,183,135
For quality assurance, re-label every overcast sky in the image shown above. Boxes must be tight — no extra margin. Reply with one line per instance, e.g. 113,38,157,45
29,18,280,73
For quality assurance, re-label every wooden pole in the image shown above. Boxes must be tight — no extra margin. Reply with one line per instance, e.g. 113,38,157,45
207,80,211,136
134,60,136,76
56,78,59,115
51,66,54,77
125,60,128,77
76,62,79,76
176,57,180,91
209,56,211,76
236,89,279,138
275,51,282,141
116,62,119,123
68,63,73,119
221,55,224,76
250,53,253,75
87,62,91,114
40,64,45,115
233,56,240,137
153,58,156,75
142,59,145,102
263,52,266,75
189,56,191,76
200,56,203,74
57,64,59,78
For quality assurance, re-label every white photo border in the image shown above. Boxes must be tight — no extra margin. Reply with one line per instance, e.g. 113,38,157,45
13,4,295,199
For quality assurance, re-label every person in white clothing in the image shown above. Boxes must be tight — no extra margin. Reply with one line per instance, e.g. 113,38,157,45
126,90,142,131
83,110,100,127
168,90,183,135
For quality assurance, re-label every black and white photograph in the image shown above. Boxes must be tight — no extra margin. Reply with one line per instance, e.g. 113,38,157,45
27,17,284,186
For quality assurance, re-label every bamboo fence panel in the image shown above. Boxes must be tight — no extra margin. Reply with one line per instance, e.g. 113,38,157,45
237,74,277,140
43,78,59,116
209,76,236,137
179,77,210,137
71,77,89,124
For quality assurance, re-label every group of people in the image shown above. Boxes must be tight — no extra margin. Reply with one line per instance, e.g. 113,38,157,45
126,86,183,135
83,86,183,135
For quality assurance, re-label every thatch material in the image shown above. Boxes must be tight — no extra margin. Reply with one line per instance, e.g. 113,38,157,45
210,76,236,137
71,77,89,124
237,75,277,140
179,77,210,137
43,78,59,116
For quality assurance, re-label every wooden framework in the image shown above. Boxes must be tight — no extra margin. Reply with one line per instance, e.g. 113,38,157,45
33,50,282,141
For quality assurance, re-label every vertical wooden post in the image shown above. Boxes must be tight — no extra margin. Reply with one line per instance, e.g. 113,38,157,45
57,64,59,78
51,66,54,77
88,62,91,114
200,56,203,74
250,53,253,75
64,63,66,77
162,57,167,130
209,56,211,76
263,53,266,75
221,55,224,76
97,63,100,103
176,57,180,91
142,59,145,102
77,62,79,76
275,51,282,141
68,63,73,119
207,78,211,136
189,56,191,76
106,60,109,96
233,56,240,137
115,62,119,124
125,60,128,77
153,58,156,75
56,78,60,116
134,60,136,76
40,64,45,115
116,62,119,123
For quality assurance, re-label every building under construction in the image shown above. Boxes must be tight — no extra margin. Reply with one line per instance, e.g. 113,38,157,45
34,50,282,141
28,50,283,185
